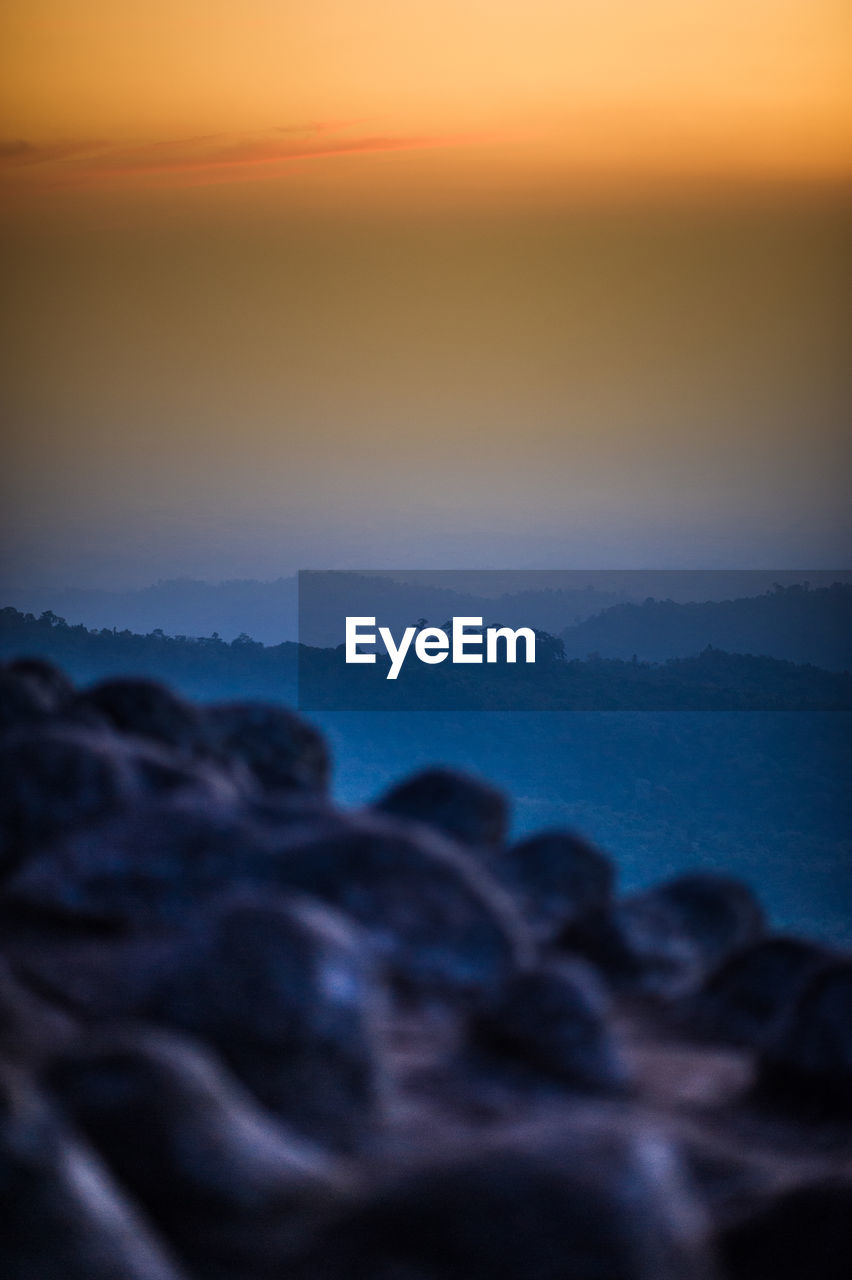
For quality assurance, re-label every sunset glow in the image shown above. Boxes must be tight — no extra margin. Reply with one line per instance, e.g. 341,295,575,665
1,3,850,588
2,1,851,200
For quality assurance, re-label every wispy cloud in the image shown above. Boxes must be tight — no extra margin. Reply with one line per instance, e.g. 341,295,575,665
0,138,108,167
1,123,490,191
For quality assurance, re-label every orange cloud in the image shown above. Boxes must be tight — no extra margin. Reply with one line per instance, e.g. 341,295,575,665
0,124,494,191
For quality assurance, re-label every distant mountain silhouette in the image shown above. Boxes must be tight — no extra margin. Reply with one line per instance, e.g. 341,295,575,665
0,578,300,646
3,606,851,712
4,572,848,647
0,606,298,703
561,583,852,671
0,577,625,646
296,573,628,649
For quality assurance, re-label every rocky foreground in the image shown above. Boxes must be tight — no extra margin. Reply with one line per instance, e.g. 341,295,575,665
1,657,850,1279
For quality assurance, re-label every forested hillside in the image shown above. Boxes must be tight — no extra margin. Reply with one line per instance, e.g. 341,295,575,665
561,582,852,669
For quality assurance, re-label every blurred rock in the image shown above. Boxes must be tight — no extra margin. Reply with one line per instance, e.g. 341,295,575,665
494,829,613,945
0,670,56,737
143,892,388,1152
0,957,78,1069
374,766,508,850
754,959,852,1118
562,872,765,998
0,725,139,883
467,961,631,1097
719,1181,852,1280
270,813,529,999
0,1064,187,1280
651,874,766,968
205,700,330,795
125,736,247,805
47,1026,355,1280
679,935,830,1048
5,657,74,709
0,655,848,1278
288,1120,715,1280
76,676,212,757
4,798,281,927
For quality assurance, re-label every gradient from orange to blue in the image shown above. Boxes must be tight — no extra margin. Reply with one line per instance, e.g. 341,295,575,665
1,2,850,586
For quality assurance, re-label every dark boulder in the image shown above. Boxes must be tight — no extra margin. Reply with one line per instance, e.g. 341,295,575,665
47,1026,354,1280
0,957,78,1068
374,766,509,851
269,813,530,999
494,829,613,944
143,892,388,1152
125,737,246,804
0,726,139,883
76,676,211,756
0,670,56,737
5,657,74,709
8,889,387,1153
679,935,830,1049
467,961,631,1096
1,920,187,1023
719,1180,852,1280
204,700,330,795
0,1064,187,1280
4,797,280,928
2,790,353,949
651,874,766,968
753,959,852,1118
288,1121,714,1280
562,872,765,998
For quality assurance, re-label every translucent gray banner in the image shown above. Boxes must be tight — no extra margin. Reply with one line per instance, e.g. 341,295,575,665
297,570,852,711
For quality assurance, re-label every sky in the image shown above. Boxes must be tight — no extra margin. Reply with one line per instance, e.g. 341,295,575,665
1,1,850,588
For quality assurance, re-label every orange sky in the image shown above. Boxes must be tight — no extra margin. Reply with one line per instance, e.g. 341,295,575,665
2,3,850,587
2,0,851,200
